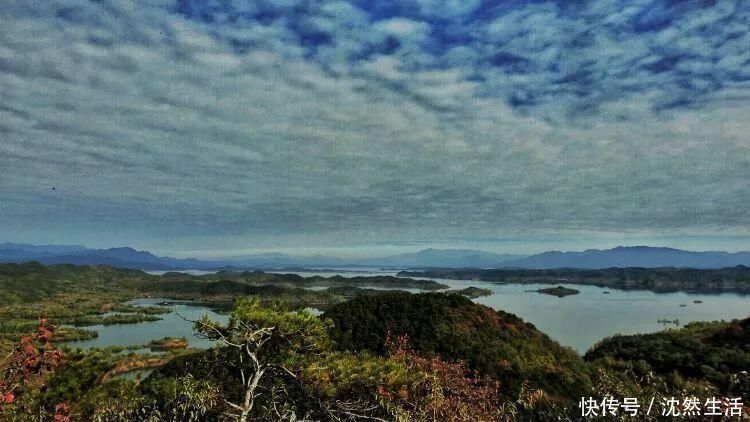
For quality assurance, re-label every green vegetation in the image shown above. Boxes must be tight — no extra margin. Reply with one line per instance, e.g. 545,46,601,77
0,262,748,420
147,337,189,351
533,285,580,297
401,266,750,294
0,262,445,355
586,318,750,401
324,293,593,401
51,327,98,342
0,298,524,420
169,270,448,290
451,286,493,298
64,314,162,327
130,297,562,420
110,304,171,315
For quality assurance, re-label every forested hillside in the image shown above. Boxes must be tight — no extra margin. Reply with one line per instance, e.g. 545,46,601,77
325,293,592,400
0,264,747,420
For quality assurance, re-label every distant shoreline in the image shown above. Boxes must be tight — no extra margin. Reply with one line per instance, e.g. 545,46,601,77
398,267,750,295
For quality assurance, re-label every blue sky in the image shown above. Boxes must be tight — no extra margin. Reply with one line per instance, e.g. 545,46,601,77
1,0,749,258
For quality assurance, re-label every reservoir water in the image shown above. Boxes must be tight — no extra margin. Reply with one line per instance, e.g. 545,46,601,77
68,271,750,354
443,279,748,353
273,269,750,353
65,298,229,350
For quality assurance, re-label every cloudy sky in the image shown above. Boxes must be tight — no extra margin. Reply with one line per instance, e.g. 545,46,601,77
1,0,749,258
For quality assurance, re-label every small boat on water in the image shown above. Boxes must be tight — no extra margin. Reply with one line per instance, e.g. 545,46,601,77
679,304,687,307
693,300,703,304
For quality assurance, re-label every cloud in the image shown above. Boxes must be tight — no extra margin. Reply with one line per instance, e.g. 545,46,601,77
0,0,748,253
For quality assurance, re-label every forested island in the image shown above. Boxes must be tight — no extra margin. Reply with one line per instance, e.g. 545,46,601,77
533,285,580,297
0,263,747,420
398,266,750,294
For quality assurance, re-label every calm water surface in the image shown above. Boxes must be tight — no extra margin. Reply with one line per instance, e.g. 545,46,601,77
67,271,750,354
65,298,229,350
274,269,750,353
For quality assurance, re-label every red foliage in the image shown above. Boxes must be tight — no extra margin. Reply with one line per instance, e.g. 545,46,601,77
53,402,71,421
383,334,503,421
0,319,64,413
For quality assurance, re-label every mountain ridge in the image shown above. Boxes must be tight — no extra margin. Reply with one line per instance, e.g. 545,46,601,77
1,243,749,270
502,245,750,269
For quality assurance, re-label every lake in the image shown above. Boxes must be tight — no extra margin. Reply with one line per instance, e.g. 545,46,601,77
65,298,229,350
273,269,750,353
68,271,750,354
445,279,749,353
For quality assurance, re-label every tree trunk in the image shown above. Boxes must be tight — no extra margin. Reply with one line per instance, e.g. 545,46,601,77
238,368,265,422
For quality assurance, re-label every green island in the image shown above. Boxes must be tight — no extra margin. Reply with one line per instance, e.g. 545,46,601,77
533,285,580,297
65,314,163,327
0,262,747,421
399,266,750,294
451,286,493,298
147,337,189,351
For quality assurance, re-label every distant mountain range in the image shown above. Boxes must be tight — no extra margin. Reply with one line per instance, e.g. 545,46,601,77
0,243,207,270
500,246,750,269
0,244,520,270
1,243,749,270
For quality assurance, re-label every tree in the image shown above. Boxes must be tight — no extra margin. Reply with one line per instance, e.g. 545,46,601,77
325,292,593,400
189,298,330,421
91,375,220,422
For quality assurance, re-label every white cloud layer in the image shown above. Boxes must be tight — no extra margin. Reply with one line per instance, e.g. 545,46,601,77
0,0,748,253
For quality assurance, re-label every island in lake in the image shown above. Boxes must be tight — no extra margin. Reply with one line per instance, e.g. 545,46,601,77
532,285,580,298
0,262,748,421
398,266,750,294
452,286,493,298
